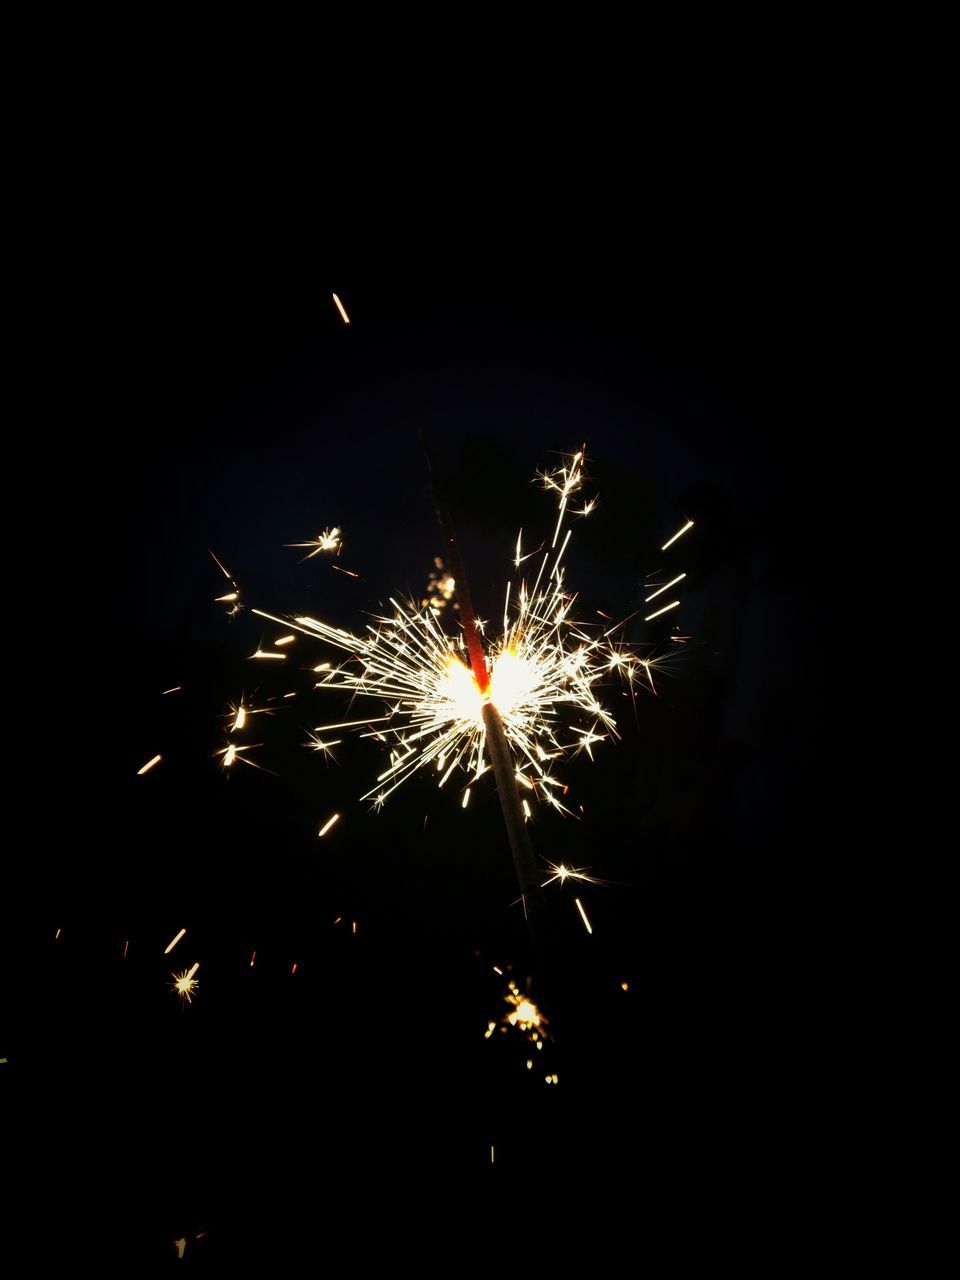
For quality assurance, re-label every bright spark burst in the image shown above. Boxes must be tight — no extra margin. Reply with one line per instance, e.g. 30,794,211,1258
287,526,343,561
252,450,664,813
171,962,200,1003
503,981,549,1047
541,861,604,888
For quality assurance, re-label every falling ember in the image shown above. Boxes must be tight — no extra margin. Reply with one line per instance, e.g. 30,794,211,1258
318,813,340,838
123,939,129,959
644,600,680,623
55,928,61,940
462,788,471,809
164,928,187,955
574,898,593,935
274,635,295,646
645,573,686,603
162,686,182,695
621,981,629,991
661,519,694,551
215,592,239,603
250,649,285,660
174,1238,187,1260
137,754,162,776
250,951,256,967
352,921,358,935
490,1146,495,1165
291,963,298,975
332,292,351,324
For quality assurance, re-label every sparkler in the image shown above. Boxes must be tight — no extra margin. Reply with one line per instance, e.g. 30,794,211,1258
246,445,677,963
286,527,342,561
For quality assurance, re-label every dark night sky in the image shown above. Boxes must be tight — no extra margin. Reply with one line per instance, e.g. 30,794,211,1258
8,270,843,1264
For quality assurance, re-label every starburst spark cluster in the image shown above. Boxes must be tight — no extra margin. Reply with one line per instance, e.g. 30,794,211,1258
253,450,664,814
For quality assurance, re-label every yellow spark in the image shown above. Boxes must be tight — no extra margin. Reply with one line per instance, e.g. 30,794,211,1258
493,966,503,975
621,981,629,991
287,527,343,561
661,519,694,551
574,898,593,934
164,928,187,954
174,1238,187,1259
171,964,200,1003
274,635,296,647
250,649,285,660
462,788,471,809
644,600,680,622
162,686,182,695
284,691,297,699
645,573,686,603
55,928,61,939
318,813,340,838
332,293,350,324
223,744,237,767
232,705,246,731
137,754,162,776
502,981,549,1045
541,861,603,888
522,799,531,821
491,1146,495,1164
215,592,239,603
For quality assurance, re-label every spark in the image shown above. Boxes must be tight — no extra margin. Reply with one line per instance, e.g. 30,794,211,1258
164,928,187,954
274,635,296,647
174,1238,187,1259
462,788,471,809
661,519,694,551
123,939,129,958
249,649,285,660
137,754,162,776
171,962,199,1003
491,1146,495,1164
574,897,593,934
55,928,61,939
332,293,350,324
502,981,549,1047
215,592,239,603
209,549,233,580
162,686,182,695
541,862,603,888
644,600,680,622
645,573,686,603
249,450,655,813
331,565,361,578
318,813,340,837
291,963,298,975
621,981,629,991
287,527,342,561
232,705,246,731
250,951,256,966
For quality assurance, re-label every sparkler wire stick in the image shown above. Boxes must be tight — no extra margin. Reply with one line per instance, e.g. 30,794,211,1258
418,429,550,958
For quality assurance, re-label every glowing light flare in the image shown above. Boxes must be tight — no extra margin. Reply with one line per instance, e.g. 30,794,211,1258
138,754,162,776
645,573,686,603
574,898,593,934
661,519,694,551
644,600,680,623
318,813,340,838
